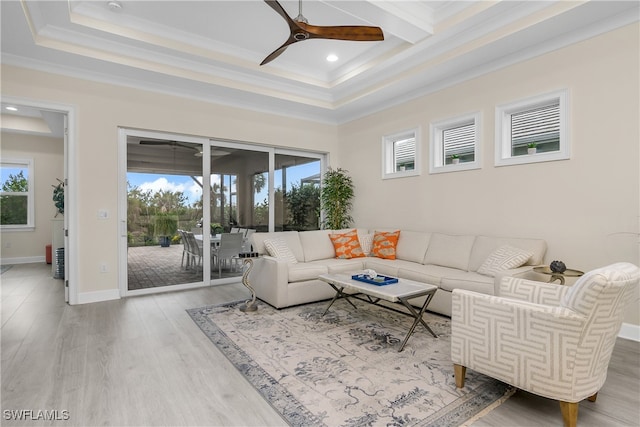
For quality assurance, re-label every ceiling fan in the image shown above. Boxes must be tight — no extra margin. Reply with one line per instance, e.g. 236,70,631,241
138,140,230,158
139,140,198,152
260,0,384,66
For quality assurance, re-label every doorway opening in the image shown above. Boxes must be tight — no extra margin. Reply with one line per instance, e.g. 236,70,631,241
0,97,76,303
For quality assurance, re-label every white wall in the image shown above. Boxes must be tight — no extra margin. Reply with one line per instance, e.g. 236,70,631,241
0,132,64,262
0,66,338,298
338,23,640,325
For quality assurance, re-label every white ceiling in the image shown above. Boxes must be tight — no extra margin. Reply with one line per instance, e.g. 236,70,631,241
1,1,638,125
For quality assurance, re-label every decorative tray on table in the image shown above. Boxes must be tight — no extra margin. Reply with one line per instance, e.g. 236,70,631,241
351,274,399,286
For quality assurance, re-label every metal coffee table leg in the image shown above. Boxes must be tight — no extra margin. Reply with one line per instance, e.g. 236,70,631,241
397,291,437,352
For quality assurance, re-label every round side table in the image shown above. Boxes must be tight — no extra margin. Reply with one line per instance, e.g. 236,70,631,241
533,266,584,285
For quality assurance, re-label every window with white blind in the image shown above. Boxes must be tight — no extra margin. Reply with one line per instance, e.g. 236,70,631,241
429,112,481,174
496,89,569,166
382,128,420,179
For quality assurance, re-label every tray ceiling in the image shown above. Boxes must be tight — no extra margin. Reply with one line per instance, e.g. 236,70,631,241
1,1,638,124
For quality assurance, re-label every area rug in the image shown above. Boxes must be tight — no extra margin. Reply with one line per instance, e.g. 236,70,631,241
187,299,513,427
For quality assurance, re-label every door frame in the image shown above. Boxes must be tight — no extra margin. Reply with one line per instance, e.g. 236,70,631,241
2,96,77,304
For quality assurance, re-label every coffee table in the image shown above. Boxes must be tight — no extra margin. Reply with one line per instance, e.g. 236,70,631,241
318,273,438,352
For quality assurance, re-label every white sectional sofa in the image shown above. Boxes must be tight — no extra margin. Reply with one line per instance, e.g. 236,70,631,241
249,229,547,316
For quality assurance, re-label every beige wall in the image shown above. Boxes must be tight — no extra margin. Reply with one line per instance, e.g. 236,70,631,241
1,23,638,326
0,66,338,296
0,132,64,261
338,23,640,325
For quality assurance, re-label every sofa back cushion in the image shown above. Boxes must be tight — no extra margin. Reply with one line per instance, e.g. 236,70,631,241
395,230,431,264
250,231,304,262
468,235,547,272
299,230,335,262
423,233,476,270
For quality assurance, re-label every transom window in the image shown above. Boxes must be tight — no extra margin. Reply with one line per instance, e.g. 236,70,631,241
382,128,420,179
496,89,569,166
430,112,481,173
1,159,34,229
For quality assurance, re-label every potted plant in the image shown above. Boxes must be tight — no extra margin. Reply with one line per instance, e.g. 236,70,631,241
450,154,460,164
321,167,354,230
527,142,537,155
154,213,178,247
210,223,224,235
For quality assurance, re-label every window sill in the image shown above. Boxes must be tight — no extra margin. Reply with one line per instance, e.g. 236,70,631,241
429,162,481,174
382,169,420,180
1,226,35,232
495,151,569,167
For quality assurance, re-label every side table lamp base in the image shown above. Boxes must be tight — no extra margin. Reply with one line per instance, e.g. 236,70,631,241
239,258,258,313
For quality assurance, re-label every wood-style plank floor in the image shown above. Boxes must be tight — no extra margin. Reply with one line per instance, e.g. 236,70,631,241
2,263,639,426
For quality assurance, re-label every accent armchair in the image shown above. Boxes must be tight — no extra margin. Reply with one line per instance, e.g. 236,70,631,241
451,262,639,427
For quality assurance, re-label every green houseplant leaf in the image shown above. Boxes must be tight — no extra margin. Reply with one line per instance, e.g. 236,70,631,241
320,167,354,230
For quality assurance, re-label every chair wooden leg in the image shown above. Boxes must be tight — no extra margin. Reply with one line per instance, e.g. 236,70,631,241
587,393,597,402
454,364,466,388
559,401,578,427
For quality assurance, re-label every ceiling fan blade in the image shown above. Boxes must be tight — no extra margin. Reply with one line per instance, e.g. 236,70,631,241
139,140,198,151
301,23,384,41
263,0,298,31
260,37,298,65
260,0,383,65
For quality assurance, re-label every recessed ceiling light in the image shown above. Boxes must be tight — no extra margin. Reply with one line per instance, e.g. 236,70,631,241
5,106,18,111
326,54,338,62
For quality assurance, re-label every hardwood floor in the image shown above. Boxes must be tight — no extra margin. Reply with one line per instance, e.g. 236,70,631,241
2,263,639,426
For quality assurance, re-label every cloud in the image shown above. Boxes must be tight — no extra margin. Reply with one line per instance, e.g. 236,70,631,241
138,177,202,203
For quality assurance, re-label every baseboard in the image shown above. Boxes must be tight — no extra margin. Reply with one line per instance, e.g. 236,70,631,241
76,289,121,305
619,323,640,342
1,256,45,264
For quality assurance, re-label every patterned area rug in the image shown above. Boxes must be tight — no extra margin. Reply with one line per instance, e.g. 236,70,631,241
187,299,513,427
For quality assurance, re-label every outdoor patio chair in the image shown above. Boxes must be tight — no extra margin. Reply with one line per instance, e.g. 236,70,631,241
212,232,243,277
184,231,203,270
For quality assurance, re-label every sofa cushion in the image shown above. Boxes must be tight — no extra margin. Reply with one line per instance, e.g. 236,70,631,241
363,258,401,278
264,238,298,264
313,258,367,274
251,231,304,262
397,264,460,287
359,233,374,256
299,230,335,262
468,235,547,271
441,272,494,294
372,230,400,260
329,229,366,259
287,263,329,283
423,233,476,271
477,245,533,277
396,230,431,264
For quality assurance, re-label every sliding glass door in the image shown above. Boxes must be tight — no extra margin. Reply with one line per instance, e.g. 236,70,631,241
274,152,322,231
126,138,204,291
122,129,325,294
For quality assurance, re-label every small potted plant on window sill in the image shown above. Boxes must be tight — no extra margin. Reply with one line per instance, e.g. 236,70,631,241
450,154,460,164
527,143,537,155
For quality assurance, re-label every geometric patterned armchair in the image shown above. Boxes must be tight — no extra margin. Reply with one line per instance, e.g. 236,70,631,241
451,262,639,427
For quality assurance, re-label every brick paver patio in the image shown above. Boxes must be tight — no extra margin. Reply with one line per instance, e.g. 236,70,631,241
127,244,242,290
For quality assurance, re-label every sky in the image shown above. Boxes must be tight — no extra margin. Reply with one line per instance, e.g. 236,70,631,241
127,161,319,206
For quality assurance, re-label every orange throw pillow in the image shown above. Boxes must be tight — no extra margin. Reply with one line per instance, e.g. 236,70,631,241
329,230,365,259
372,230,400,260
